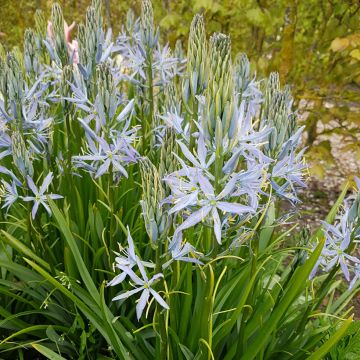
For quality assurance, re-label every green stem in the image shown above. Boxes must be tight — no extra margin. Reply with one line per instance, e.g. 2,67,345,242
143,51,154,153
155,240,168,359
189,96,198,151
290,266,338,343
64,107,72,170
179,262,193,341
236,240,258,356
200,265,214,360
108,165,116,264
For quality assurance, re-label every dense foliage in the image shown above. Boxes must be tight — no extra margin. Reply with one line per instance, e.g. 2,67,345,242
0,1,359,359
1,0,360,178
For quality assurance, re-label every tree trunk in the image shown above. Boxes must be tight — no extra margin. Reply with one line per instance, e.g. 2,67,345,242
279,0,298,83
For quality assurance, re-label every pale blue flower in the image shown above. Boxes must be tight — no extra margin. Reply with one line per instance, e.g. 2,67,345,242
168,172,255,245
163,236,203,269
1,180,19,211
111,256,169,320
108,227,154,287
311,210,360,282
159,111,189,138
350,263,360,290
22,172,63,219
153,44,184,85
270,148,307,203
0,166,22,186
73,119,139,179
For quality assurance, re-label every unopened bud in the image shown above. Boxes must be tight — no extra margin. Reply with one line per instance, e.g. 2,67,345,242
12,131,34,177
24,29,40,74
205,32,234,140
140,158,170,244
51,3,69,65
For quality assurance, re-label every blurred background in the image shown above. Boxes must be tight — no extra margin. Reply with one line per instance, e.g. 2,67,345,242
1,0,359,224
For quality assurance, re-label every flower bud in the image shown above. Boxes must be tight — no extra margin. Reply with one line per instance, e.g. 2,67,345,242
185,14,208,97
262,73,297,157
140,0,157,49
51,3,69,65
35,10,46,39
60,65,73,105
77,23,86,65
12,131,34,177
24,29,40,74
159,128,178,181
34,9,46,51
175,39,184,61
96,62,116,118
6,53,24,105
205,32,234,140
140,158,170,244
79,4,103,73
163,82,179,114
126,9,135,32
0,47,6,97
234,53,250,101
91,0,102,28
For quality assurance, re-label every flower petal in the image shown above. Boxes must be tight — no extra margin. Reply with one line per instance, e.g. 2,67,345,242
149,288,169,310
176,205,212,233
27,176,38,195
136,289,150,320
212,207,222,244
39,172,53,195
112,286,143,301
217,202,254,215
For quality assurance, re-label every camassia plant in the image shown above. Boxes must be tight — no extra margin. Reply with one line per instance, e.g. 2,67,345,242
0,1,359,359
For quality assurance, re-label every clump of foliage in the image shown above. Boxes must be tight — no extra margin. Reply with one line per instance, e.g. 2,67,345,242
0,1,359,359
2,0,360,177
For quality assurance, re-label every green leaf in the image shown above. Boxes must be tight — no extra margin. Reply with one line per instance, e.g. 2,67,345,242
48,198,99,302
330,37,350,52
241,239,325,360
178,343,195,360
99,282,127,357
32,343,67,360
310,182,350,244
246,8,266,27
0,325,67,345
307,316,353,360
24,258,143,360
1,230,50,271
350,49,360,61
